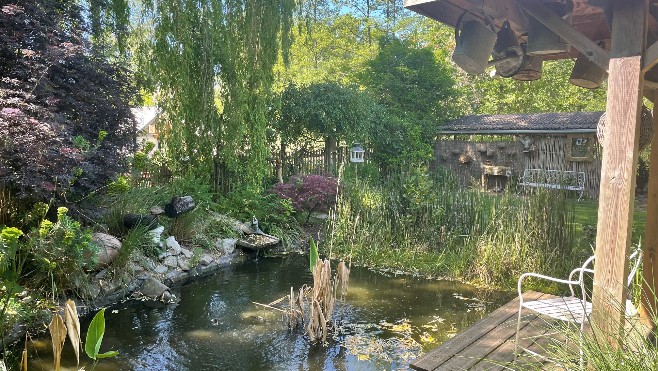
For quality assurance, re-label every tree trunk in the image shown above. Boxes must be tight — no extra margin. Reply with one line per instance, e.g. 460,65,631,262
324,136,336,175
278,139,286,183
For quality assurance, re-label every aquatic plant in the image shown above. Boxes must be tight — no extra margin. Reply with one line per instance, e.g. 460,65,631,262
41,301,117,371
324,167,581,289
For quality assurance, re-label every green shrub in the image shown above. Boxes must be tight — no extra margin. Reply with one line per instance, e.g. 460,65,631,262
28,207,98,298
217,186,296,233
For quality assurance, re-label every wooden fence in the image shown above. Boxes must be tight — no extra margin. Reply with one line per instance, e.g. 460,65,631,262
272,146,371,180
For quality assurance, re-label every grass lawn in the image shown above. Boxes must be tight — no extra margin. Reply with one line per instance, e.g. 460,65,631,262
572,197,647,249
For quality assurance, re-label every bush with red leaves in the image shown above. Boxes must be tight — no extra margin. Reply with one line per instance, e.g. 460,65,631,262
270,175,338,222
0,1,135,211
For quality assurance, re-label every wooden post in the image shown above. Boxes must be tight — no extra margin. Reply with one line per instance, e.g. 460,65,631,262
592,0,647,344
640,95,658,329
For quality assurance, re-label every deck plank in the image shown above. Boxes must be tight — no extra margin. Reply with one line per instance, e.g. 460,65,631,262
410,291,547,371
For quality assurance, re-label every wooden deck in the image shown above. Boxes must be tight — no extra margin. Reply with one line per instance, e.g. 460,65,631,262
411,291,570,371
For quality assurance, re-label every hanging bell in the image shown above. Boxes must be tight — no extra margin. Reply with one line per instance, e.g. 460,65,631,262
527,1,573,55
492,21,524,78
452,9,498,75
569,49,608,89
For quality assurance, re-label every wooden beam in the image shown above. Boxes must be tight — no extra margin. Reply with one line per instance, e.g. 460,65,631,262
512,0,610,71
640,98,658,331
643,40,658,72
592,0,648,346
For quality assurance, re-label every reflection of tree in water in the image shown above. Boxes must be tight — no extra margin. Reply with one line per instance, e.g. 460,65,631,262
35,256,512,370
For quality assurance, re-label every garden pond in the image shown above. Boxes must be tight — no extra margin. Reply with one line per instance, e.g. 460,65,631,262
23,255,513,370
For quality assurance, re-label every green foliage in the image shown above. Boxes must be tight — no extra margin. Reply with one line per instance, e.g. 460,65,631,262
309,237,319,273
325,169,582,289
357,35,460,175
278,81,375,146
85,308,118,362
29,207,98,298
107,175,131,195
471,189,578,288
367,111,434,174
466,59,607,114
115,226,156,265
216,187,296,234
360,35,460,129
138,0,295,192
273,12,379,88
0,227,25,279
73,135,91,152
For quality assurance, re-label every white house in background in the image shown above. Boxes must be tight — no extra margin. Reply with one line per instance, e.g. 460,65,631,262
131,106,160,153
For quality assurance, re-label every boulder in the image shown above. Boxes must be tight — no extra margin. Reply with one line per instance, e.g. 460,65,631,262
164,256,178,268
180,248,193,258
123,214,159,230
199,254,214,266
166,236,182,255
92,233,122,267
214,238,236,255
164,196,196,218
140,277,170,299
149,226,165,247
154,264,168,274
178,259,190,271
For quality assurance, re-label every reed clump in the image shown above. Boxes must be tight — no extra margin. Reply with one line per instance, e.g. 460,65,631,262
324,166,581,289
282,259,350,344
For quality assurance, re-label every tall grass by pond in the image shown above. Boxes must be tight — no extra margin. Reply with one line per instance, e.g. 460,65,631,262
324,167,585,289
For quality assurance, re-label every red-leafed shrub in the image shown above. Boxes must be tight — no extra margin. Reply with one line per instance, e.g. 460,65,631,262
0,1,135,214
270,175,338,222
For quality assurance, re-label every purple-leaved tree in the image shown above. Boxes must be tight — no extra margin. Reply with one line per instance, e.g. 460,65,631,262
270,175,338,223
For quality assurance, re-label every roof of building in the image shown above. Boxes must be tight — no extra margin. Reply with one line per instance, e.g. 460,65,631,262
438,111,603,135
131,106,160,131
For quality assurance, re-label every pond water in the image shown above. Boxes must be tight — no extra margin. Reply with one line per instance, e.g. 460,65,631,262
25,255,513,370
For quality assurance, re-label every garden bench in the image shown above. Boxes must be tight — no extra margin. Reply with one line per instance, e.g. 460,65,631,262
519,168,586,200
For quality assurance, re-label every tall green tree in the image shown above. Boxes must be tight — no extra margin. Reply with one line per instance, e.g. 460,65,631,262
467,59,607,114
138,0,295,192
274,12,378,88
360,35,460,132
279,82,374,172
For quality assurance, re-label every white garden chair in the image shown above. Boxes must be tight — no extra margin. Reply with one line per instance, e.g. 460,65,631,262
514,248,642,367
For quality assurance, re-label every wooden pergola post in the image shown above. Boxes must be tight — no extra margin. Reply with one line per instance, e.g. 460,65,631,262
592,0,648,344
640,97,658,329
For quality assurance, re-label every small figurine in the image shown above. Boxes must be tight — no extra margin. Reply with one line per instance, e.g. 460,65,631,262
252,216,263,234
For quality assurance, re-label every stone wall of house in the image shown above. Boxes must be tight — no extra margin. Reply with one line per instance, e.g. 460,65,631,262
433,135,602,198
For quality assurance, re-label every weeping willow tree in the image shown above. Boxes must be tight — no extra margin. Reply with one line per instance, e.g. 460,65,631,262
137,0,295,193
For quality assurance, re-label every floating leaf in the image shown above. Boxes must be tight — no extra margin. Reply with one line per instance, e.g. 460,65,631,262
64,300,82,365
49,314,67,371
85,308,106,360
96,351,119,359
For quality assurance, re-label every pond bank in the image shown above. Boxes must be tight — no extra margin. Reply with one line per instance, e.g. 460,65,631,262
3,247,248,347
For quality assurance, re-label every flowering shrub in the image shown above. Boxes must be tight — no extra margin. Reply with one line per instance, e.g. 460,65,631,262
30,206,97,298
270,175,338,222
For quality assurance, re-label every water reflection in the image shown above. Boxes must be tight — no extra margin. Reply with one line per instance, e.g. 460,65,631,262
25,256,512,370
